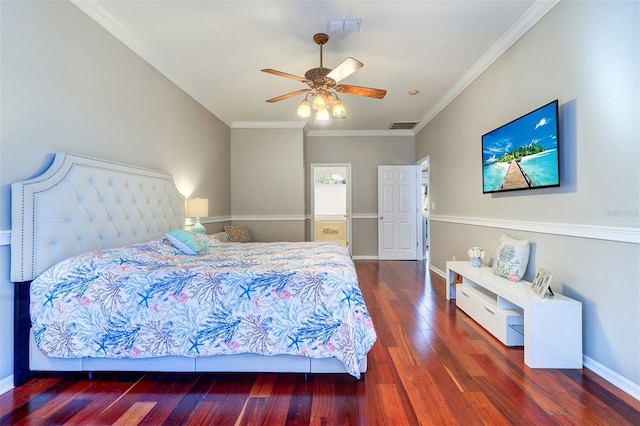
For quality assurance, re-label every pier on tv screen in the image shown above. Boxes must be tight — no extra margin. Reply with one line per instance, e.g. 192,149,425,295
482,100,560,194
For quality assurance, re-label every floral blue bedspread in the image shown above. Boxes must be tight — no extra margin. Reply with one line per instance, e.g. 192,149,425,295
30,238,376,377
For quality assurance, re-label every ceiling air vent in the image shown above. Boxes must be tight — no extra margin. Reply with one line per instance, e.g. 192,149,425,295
328,18,361,32
389,122,418,130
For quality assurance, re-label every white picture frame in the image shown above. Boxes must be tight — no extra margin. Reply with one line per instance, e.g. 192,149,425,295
531,268,554,298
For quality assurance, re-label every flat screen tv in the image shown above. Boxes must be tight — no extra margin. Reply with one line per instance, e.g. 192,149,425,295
482,100,560,194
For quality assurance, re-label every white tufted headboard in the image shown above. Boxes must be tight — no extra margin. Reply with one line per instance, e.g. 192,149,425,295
11,152,185,282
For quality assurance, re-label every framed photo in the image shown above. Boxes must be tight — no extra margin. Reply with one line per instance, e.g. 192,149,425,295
531,268,554,297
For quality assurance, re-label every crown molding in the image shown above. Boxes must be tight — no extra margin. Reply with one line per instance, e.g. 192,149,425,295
414,0,560,134
70,1,233,127
230,125,412,136
307,129,415,137
231,121,306,129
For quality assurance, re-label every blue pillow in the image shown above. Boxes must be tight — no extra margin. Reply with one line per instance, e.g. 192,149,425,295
165,230,209,255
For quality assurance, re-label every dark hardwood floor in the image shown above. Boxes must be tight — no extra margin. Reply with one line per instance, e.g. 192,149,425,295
1,260,638,425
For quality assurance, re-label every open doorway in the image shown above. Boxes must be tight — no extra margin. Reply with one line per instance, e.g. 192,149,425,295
310,164,352,252
420,157,430,261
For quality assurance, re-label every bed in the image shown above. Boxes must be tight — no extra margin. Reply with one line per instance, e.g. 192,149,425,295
11,152,376,386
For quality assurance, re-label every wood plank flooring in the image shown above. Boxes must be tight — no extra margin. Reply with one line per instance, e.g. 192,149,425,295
1,260,638,425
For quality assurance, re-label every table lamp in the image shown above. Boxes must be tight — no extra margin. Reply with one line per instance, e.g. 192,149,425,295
187,198,208,234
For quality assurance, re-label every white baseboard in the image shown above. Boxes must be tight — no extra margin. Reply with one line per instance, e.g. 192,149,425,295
430,265,446,279
0,375,14,396
429,264,639,401
352,255,378,260
583,356,640,401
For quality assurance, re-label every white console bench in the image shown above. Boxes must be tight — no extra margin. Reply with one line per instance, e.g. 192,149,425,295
446,261,582,369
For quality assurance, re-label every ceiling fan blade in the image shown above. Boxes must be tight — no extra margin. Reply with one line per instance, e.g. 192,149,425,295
261,68,309,83
265,89,311,103
335,84,387,99
326,57,364,83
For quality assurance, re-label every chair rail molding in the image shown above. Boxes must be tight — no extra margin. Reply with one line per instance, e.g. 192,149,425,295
231,215,307,221
186,216,232,226
351,213,378,219
430,215,639,245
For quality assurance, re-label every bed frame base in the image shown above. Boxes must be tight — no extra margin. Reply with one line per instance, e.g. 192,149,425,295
15,282,366,387
14,282,34,386
27,332,366,375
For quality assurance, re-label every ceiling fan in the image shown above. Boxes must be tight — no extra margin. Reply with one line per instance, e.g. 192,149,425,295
261,33,387,120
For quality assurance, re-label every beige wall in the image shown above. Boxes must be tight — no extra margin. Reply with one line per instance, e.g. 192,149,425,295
231,220,307,243
230,127,306,241
229,132,416,254
351,218,378,258
416,0,639,387
0,1,230,384
306,135,415,257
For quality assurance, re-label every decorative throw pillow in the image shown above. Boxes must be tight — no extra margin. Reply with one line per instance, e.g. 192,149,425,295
492,234,530,281
224,225,251,243
165,230,209,255
210,231,230,243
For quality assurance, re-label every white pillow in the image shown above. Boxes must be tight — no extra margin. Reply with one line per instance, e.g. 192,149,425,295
492,234,530,281
210,231,230,243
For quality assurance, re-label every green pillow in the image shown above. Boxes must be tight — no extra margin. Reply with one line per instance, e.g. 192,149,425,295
165,230,209,255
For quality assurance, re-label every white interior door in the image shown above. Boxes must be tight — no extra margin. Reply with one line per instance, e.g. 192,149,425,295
378,165,419,260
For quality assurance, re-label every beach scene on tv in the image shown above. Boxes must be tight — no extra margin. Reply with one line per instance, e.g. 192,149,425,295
482,102,559,193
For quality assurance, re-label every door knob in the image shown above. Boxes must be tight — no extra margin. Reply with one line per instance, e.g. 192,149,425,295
379,216,384,220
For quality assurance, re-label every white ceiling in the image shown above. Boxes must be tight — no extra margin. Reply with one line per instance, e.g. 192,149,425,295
72,0,557,134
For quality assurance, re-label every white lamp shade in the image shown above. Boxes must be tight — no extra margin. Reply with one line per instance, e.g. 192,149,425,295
312,95,326,111
316,108,330,121
332,101,346,118
187,198,209,218
297,101,311,118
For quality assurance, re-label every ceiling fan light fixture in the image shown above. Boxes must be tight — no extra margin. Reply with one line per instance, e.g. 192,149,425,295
316,107,330,121
297,99,311,118
262,32,386,124
312,94,326,111
332,99,346,118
